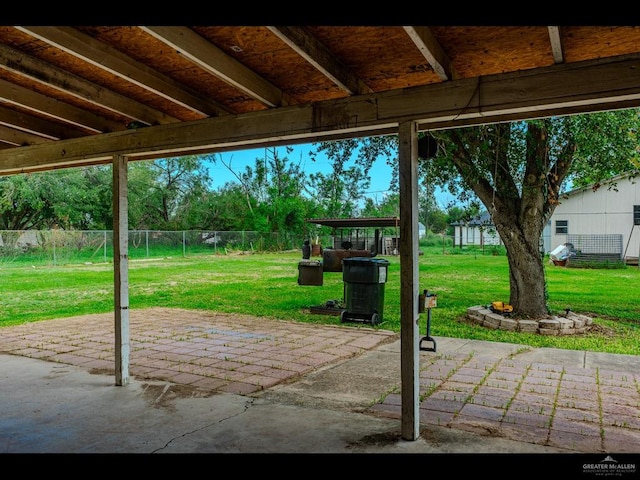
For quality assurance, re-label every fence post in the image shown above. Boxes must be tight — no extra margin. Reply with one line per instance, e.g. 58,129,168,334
104,230,107,263
183,231,186,257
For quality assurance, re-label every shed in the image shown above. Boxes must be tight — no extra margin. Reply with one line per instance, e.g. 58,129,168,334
450,212,503,248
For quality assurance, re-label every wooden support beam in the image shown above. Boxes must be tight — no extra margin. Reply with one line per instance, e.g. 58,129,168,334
398,121,420,440
2,54,640,175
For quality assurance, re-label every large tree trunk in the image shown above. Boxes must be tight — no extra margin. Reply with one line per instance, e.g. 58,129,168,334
448,123,559,318
500,226,549,318
441,120,578,319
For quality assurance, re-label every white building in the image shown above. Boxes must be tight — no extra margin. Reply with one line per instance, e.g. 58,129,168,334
450,212,503,248
548,172,640,263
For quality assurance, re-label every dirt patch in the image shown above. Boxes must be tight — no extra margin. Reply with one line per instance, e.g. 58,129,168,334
586,323,618,337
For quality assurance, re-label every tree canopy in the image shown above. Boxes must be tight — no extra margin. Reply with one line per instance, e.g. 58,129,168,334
313,109,640,317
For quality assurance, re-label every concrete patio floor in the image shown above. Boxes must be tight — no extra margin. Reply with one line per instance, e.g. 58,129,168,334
1,307,639,471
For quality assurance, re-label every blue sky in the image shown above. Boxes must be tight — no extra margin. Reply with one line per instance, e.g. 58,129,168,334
208,144,396,204
208,143,455,208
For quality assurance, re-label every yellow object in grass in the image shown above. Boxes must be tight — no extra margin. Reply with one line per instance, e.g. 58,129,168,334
491,301,513,314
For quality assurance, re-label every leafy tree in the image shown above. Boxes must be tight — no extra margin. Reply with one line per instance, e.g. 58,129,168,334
307,138,397,218
418,181,451,234
216,147,324,236
254,147,311,233
316,109,640,317
425,209,449,235
0,167,113,230
444,204,480,226
177,183,235,231
210,184,257,231
0,172,57,230
129,155,213,230
73,166,114,229
305,171,359,218
360,193,400,218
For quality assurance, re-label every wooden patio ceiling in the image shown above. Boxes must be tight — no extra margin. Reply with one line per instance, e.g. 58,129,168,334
1,25,640,175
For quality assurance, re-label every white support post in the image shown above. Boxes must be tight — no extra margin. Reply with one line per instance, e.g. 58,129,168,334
113,154,130,386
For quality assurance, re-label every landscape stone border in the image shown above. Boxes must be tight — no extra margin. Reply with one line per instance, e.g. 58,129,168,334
465,306,594,335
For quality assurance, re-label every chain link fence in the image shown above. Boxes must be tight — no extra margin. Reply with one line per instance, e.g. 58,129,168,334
0,229,514,268
0,230,334,267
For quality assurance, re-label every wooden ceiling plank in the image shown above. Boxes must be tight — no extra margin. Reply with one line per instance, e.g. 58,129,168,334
2,54,640,175
0,43,179,128
141,26,285,108
0,78,124,133
0,123,52,146
0,104,84,140
403,26,457,81
268,26,373,95
15,26,232,118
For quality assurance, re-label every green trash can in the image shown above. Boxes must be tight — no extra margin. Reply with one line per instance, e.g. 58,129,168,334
341,257,389,325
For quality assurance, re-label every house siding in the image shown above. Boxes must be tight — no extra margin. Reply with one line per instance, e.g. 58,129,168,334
549,174,640,259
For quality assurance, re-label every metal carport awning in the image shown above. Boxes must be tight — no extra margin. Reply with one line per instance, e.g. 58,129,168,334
306,217,400,229
306,217,400,255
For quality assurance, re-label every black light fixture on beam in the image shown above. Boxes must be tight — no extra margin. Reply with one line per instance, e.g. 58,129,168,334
418,134,438,160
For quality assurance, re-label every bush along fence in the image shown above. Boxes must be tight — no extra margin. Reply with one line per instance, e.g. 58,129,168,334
0,230,334,267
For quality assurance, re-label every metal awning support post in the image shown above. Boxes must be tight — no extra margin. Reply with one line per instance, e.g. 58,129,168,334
398,121,420,441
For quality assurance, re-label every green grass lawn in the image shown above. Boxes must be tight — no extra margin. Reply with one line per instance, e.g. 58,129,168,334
1,248,638,355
